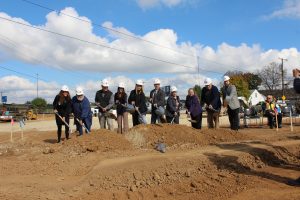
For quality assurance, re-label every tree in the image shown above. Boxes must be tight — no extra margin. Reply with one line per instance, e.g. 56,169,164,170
258,62,287,91
31,97,47,113
242,73,262,90
223,71,250,98
193,85,202,100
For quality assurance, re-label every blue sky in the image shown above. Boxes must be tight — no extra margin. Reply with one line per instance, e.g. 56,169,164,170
0,0,300,103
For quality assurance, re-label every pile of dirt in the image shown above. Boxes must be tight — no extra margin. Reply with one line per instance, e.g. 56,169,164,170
52,129,133,154
0,129,133,157
125,124,249,149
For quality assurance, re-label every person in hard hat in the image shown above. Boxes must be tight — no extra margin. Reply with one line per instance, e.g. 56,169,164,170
128,80,147,126
72,87,92,135
150,79,166,124
95,79,114,131
166,86,181,124
222,76,240,131
52,85,72,143
185,88,202,129
201,78,221,129
263,95,282,129
114,82,129,133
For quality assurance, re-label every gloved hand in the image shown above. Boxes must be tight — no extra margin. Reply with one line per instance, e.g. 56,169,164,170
174,112,177,116
208,105,213,110
54,109,58,113
135,106,139,111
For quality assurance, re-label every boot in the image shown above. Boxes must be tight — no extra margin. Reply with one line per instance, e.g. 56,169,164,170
57,131,61,143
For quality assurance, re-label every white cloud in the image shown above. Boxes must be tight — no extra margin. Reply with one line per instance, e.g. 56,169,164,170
1,74,218,103
263,0,300,20
0,8,299,82
136,0,187,9
0,75,59,103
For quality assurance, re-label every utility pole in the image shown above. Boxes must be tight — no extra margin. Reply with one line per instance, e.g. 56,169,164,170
36,73,39,98
197,56,200,87
278,58,288,97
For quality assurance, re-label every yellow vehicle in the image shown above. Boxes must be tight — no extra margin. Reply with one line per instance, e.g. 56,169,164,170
26,109,37,120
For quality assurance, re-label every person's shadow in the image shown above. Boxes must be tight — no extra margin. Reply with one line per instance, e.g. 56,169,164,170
43,139,57,144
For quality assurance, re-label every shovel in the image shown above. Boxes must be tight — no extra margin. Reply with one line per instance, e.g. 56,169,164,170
76,118,90,134
54,112,72,134
188,119,197,123
96,103,117,120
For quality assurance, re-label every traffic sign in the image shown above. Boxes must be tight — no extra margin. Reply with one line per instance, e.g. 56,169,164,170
1,96,7,103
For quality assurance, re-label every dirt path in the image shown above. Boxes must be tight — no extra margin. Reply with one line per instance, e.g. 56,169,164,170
0,125,299,200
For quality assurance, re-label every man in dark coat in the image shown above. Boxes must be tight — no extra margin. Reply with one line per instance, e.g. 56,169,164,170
201,78,221,129
150,79,166,124
95,79,114,131
72,87,92,135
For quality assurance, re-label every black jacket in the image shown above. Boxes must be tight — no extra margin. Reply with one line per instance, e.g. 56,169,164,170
128,90,147,114
95,90,113,111
53,95,72,117
166,95,180,117
114,92,128,115
201,85,221,110
150,89,165,110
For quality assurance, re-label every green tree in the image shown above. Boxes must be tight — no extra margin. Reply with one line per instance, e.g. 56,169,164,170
242,73,262,90
193,85,202,100
31,97,47,113
223,71,250,99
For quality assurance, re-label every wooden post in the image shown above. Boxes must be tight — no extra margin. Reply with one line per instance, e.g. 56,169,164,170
275,113,279,132
290,110,293,132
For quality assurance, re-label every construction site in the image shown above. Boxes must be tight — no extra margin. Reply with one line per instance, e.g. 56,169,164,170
1,0,300,199
0,114,299,200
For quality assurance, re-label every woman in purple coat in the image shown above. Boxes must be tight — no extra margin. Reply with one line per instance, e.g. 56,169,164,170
185,88,202,129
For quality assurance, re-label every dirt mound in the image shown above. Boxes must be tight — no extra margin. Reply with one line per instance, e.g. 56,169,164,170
125,124,249,149
54,129,133,154
0,129,133,157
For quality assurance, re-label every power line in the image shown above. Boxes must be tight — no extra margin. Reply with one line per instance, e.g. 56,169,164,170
19,0,241,71
20,0,197,58
0,34,101,81
2,3,282,76
0,16,198,71
0,65,48,82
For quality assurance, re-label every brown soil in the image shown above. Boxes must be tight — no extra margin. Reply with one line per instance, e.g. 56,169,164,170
0,125,300,200
126,124,250,149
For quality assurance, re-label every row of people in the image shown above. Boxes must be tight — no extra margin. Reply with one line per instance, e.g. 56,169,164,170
52,75,246,142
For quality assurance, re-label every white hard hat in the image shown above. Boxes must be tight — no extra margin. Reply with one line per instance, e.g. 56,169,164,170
170,86,177,92
76,87,84,95
101,79,109,87
224,76,230,82
61,85,69,92
154,78,161,85
118,82,125,88
204,78,212,85
136,79,144,86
